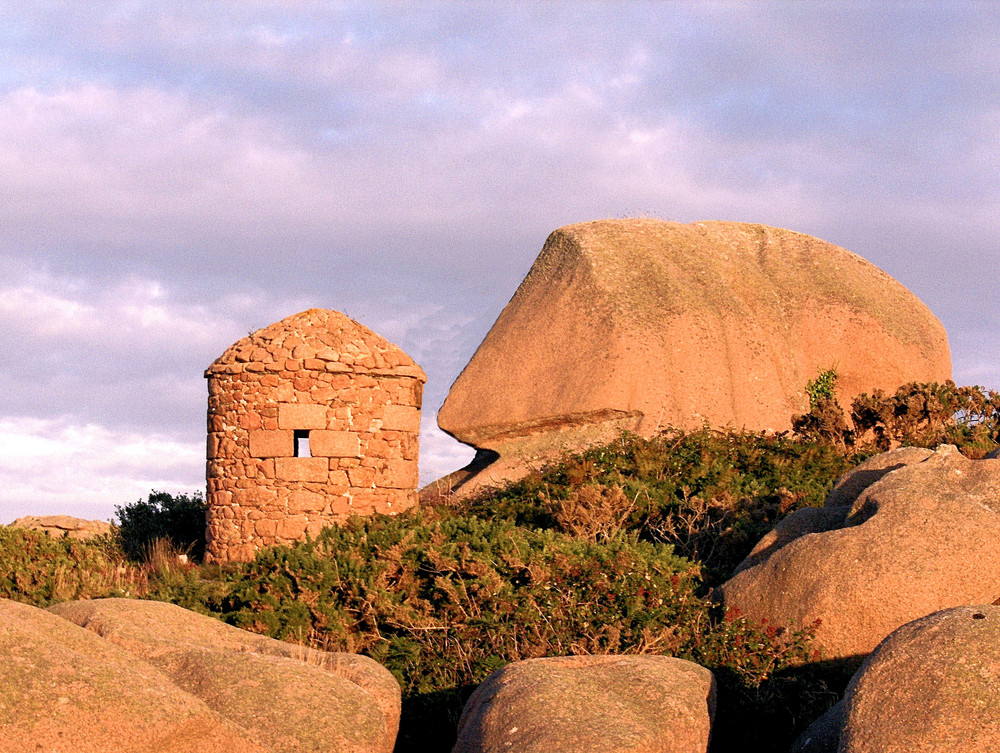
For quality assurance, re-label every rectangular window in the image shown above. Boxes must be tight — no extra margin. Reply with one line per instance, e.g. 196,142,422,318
293,429,311,458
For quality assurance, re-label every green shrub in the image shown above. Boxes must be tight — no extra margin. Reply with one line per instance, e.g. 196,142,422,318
115,490,208,562
851,381,1000,453
0,527,137,606
452,429,860,583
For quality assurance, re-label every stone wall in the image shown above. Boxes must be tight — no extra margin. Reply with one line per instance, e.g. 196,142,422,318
205,309,426,563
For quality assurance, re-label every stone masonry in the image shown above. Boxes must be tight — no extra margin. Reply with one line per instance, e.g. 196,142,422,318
204,308,426,563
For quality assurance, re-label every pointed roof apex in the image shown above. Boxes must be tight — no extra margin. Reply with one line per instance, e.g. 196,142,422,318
206,308,426,380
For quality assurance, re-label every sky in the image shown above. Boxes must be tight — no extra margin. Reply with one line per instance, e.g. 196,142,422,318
2,2,999,523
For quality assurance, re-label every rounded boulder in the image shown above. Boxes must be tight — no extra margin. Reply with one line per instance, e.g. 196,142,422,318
718,445,1000,659
452,654,716,753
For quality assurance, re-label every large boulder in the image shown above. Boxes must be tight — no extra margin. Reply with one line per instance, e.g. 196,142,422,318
8,514,112,540
433,219,951,497
797,605,1000,753
0,598,263,753
718,445,1000,659
452,655,716,753
48,598,400,753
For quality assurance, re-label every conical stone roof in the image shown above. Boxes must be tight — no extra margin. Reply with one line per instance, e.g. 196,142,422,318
206,308,425,380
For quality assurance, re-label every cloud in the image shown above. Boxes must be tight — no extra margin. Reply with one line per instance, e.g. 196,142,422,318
0,415,203,523
2,3,999,521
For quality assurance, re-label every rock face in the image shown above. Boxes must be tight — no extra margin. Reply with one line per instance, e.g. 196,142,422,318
48,598,400,753
0,598,263,753
205,308,426,563
9,514,112,540
801,605,1000,753
452,655,716,753
434,220,950,496
718,445,1000,660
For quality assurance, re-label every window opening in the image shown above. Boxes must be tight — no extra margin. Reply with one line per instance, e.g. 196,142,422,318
294,430,311,458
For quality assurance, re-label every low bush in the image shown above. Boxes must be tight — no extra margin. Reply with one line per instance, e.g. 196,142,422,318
793,378,1000,455
0,527,138,606
452,428,860,583
201,509,824,751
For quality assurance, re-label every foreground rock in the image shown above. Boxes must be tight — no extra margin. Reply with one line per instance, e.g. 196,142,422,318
452,655,715,753
0,599,262,753
432,219,951,498
795,605,1000,753
719,445,1000,659
49,598,400,753
8,514,112,540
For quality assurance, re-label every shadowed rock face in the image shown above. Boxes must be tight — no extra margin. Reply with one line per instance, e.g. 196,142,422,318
435,219,951,496
718,446,1000,661
452,655,716,753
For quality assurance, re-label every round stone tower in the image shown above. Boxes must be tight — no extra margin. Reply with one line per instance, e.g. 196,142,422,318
204,308,426,563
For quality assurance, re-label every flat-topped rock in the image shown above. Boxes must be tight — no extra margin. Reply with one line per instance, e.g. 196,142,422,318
8,514,112,540
434,220,950,497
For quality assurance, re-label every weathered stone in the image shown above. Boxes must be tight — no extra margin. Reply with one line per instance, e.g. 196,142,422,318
453,655,715,753
433,219,951,499
277,402,327,430
719,445,1000,659
828,605,1000,753
275,456,329,483
0,599,263,752
48,598,401,753
248,429,294,458
381,404,421,433
375,460,419,490
312,430,362,458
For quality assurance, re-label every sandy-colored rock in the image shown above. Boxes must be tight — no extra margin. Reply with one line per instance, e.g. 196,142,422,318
823,446,934,508
718,445,1000,659
48,598,400,753
433,219,950,498
0,599,263,753
8,514,112,540
837,605,1000,752
452,655,715,753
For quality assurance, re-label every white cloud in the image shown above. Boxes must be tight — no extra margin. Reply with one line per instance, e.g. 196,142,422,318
0,416,203,523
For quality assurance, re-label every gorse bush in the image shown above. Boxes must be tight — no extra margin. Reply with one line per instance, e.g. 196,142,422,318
115,490,208,562
793,379,1000,455
453,428,860,583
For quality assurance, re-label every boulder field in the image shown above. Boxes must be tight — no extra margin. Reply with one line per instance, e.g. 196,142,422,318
718,445,1000,660
431,219,951,498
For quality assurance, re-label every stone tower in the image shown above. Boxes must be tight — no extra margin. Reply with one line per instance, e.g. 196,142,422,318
204,308,426,563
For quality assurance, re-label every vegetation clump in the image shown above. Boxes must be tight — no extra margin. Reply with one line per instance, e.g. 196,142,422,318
115,490,208,562
793,376,1000,454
